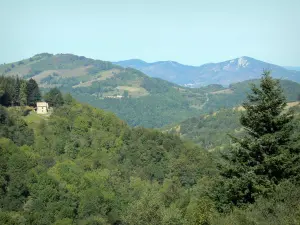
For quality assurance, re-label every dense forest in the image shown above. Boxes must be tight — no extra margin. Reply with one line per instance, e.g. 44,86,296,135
0,73,300,224
167,108,242,150
201,79,300,113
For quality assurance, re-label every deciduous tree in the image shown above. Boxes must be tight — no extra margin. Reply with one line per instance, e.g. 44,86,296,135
44,87,64,107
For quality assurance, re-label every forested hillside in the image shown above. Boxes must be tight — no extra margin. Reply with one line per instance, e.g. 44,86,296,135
168,100,300,151
0,53,208,127
202,79,300,113
166,77,300,151
1,74,300,224
0,89,216,224
2,54,300,128
167,108,242,150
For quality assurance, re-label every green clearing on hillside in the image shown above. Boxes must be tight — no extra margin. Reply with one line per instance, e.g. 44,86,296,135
23,110,52,129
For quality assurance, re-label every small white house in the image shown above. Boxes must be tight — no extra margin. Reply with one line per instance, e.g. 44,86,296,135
36,102,49,114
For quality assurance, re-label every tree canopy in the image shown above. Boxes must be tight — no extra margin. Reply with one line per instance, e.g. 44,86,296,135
44,87,64,107
27,78,41,106
0,73,300,224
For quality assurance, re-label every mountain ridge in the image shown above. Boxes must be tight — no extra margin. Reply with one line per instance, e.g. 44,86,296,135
115,56,300,87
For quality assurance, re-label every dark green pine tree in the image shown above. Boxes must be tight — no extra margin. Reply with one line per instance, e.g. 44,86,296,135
27,78,41,106
19,81,27,106
12,76,20,106
216,71,298,211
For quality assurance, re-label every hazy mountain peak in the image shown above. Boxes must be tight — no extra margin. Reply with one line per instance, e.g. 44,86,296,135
115,56,300,87
33,53,53,58
154,61,182,67
114,59,148,69
125,58,147,63
237,57,249,68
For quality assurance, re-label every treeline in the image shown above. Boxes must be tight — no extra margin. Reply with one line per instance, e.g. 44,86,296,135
0,76,65,108
0,76,41,106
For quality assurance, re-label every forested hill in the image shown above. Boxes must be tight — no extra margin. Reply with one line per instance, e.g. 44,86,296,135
0,53,208,128
200,78,300,113
165,77,300,149
1,74,300,224
2,54,300,128
167,101,300,151
0,92,215,224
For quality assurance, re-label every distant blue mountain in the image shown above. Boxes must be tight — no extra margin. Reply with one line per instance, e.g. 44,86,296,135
284,66,300,71
115,57,300,87
116,59,149,69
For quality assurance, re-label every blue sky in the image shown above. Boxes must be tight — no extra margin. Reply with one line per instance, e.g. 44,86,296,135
1,0,299,66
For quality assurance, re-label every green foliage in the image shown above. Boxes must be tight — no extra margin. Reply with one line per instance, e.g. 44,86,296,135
0,138,36,211
213,181,300,225
44,87,64,107
12,76,20,105
123,90,129,98
0,96,218,224
0,76,42,107
0,76,16,106
0,70,299,224
20,81,28,106
67,66,205,128
73,93,200,128
205,79,300,113
27,78,41,106
63,76,300,128
0,54,209,128
169,109,242,150
216,71,299,211
0,106,34,146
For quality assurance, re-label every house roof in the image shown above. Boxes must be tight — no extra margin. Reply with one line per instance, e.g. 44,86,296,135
36,102,48,107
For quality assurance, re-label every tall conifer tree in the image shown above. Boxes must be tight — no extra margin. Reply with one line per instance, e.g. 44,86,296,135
217,71,298,210
19,81,27,106
12,76,20,106
27,78,41,106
